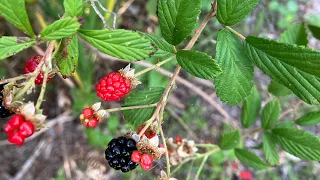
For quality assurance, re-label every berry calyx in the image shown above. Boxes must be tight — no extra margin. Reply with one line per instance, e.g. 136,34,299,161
138,125,156,139
24,55,52,85
0,83,13,118
131,151,142,163
96,72,131,101
82,108,94,118
175,136,182,144
140,154,153,171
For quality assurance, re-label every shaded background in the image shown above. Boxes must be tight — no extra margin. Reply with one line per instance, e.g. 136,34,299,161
0,0,320,179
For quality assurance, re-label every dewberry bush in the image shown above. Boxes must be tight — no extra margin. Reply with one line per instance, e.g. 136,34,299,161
0,0,320,179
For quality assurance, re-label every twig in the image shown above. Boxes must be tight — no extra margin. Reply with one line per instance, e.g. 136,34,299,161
279,100,304,120
89,0,108,28
117,0,135,16
135,56,175,77
92,0,117,29
105,103,157,112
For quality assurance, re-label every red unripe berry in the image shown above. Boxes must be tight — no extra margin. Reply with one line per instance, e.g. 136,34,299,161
8,133,25,146
24,55,52,85
140,154,153,168
131,151,142,163
175,136,182,143
96,72,131,101
240,171,253,180
137,125,156,139
19,122,35,138
87,118,99,128
82,108,94,118
4,114,25,135
140,163,152,171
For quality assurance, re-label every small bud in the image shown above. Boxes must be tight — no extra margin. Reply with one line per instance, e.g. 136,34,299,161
91,102,101,111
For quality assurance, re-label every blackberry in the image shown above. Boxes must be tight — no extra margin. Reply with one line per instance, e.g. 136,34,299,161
105,136,139,172
0,84,13,119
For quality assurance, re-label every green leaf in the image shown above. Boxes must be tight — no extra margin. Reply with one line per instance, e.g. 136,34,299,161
0,0,35,37
78,29,155,61
241,86,261,128
280,24,308,46
217,0,259,26
234,148,270,170
141,33,175,53
158,0,202,45
262,132,279,165
308,24,320,40
0,36,35,60
276,120,295,128
268,81,293,97
176,50,222,80
122,87,165,127
296,111,320,126
245,36,320,105
261,99,281,129
64,0,84,17
215,29,254,105
219,130,240,150
40,17,80,40
56,35,79,78
272,128,320,161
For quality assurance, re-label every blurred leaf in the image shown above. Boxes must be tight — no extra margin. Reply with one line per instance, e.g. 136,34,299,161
262,132,279,165
276,120,295,128
177,50,222,79
64,0,84,17
268,81,293,97
272,128,320,161
241,86,261,128
308,24,320,40
215,29,254,105
0,37,35,60
219,130,240,150
107,115,119,133
261,99,281,129
0,0,35,37
122,87,165,128
235,148,270,170
40,17,80,40
296,110,320,126
280,24,308,46
158,0,202,45
78,29,155,61
141,33,175,53
56,35,79,78
84,128,111,148
217,0,259,26
209,151,225,165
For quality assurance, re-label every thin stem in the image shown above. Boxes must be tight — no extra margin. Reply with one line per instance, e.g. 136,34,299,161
14,77,37,100
105,103,157,113
195,144,217,148
242,127,262,139
195,155,209,180
35,69,49,111
135,56,175,77
159,125,171,176
225,26,246,41
0,74,33,84
186,160,195,180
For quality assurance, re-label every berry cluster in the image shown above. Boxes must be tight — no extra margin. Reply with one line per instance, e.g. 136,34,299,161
4,114,35,146
81,108,99,128
24,55,52,85
105,137,139,172
0,83,13,118
131,151,153,170
96,72,131,101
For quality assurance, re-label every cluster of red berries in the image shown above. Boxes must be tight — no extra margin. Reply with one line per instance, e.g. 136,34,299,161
131,151,153,170
81,108,99,128
24,55,53,85
4,114,35,146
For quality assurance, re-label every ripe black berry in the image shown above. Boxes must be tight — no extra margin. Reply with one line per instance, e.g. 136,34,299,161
0,83,13,119
105,136,139,173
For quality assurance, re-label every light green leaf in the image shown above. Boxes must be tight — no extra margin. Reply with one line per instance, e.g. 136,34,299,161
268,81,293,97
141,33,175,53
40,17,80,40
122,87,164,128
241,86,261,128
219,130,240,150
78,29,155,61
308,24,320,40
0,36,35,60
176,50,222,80
235,148,270,170
158,0,202,45
64,0,84,17
245,36,320,105
262,132,279,165
0,0,35,37
215,29,254,105
296,111,320,126
280,24,308,46
261,99,281,129
217,0,259,26
272,128,320,161
56,35,79,78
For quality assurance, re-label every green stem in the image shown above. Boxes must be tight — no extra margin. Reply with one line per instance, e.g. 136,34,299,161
105,103,157,113
35,69,49,111
159,124,171,176
195,155,209,180
135,56,175,77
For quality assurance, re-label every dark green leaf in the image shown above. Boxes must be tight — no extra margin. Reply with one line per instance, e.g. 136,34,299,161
122,87,164,128
0,36,35,60
296,111,320,126
217,0,259,26
176,50,222,79
56,35,79,77
215,29,254,105
78,29,155,61
261,99,281,129
158,0,202,45
280,24,308,46
64,0,84,17
219,130,240,150
141,33,175,53
308,24,320,40
40,17,80,40
262,132,279,165
0,0,35,37
235,148,270,170
268,81,293,97
272,128,320,161
245,36,320,105
241,86,261,128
